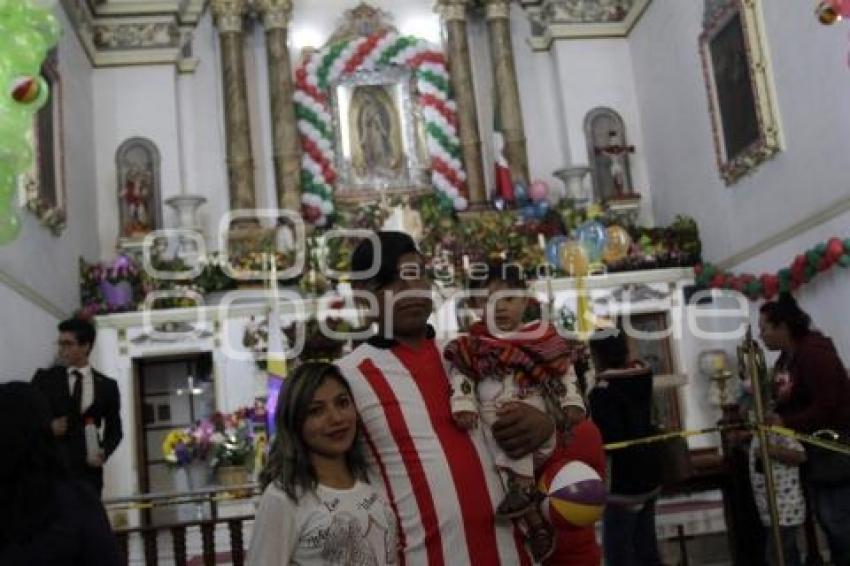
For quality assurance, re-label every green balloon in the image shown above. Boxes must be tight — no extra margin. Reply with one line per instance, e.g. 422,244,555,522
0,140,34,171
7,28,48,74
29,9,62,48
0,209,21,245
839,255,850,269
0,105,30,134
0,169,16,200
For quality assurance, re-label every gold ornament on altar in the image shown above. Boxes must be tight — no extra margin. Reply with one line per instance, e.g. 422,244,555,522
559,241,589,277
602,225,632,263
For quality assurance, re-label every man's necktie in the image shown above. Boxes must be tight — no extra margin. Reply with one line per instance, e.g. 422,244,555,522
71,370,83,413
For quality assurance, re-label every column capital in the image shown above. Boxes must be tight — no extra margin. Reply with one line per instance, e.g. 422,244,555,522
211,0,247,33
255,0,292,30
437,0,470,22
484,0,511,21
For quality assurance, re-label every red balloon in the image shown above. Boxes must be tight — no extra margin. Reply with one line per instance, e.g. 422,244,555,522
827,238,844,262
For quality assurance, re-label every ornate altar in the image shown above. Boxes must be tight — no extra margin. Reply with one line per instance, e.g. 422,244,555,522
294,5,468,223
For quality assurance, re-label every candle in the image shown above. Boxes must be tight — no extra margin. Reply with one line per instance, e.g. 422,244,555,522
538,233,546,250
462,254,470,273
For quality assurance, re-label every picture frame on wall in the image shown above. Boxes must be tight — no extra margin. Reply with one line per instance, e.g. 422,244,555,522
699,0,782,185
22,49,66,235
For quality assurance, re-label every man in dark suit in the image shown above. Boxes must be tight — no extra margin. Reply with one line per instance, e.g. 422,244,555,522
32,318,123,497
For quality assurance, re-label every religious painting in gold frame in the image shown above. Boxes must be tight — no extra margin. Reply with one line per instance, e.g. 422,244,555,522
331,67,430,201
699,0,782,185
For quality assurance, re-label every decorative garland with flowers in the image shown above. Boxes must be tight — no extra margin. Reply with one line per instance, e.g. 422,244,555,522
294,31,468,226
695,237,850,301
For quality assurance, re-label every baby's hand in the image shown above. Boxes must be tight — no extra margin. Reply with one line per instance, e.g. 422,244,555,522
453,411,478,430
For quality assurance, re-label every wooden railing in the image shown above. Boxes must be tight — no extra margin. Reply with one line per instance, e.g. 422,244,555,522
104,484,260,566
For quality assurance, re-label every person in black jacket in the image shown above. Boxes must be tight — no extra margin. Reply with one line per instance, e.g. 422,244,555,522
31,318,123,496
589,324,663,566
0,381,121,566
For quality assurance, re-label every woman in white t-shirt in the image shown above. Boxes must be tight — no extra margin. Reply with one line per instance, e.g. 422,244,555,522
248,362,398,566
749,431,806,566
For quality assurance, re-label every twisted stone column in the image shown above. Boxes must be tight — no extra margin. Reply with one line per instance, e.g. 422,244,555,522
438,0,487,207
257,0,301,212
211,0,256,213
486,0,529,184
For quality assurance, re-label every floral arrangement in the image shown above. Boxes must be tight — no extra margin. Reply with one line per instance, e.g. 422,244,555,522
243,297,362,369
79,255,145,316
162,429,205,466
161,408,258,470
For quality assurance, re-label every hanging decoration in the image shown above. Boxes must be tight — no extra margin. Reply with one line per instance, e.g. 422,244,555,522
816,0,850,24
0,0,61,245
695,237,850,301
294,31,467,226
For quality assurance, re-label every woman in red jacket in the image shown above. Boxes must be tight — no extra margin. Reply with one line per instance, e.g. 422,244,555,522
760,294,850,565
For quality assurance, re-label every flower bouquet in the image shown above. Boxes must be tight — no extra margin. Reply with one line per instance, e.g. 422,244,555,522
79,255,144,316
207,409,255,471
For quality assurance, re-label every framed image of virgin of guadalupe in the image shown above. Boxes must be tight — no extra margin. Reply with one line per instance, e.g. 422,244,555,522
331,67,431,201
699,0,782,185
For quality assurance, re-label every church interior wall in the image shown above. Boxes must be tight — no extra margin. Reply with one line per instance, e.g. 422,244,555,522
511,7,571,197
550,36,655,223
92,65,183,255
0,6,100,381
737,209,850,361
631,0,850,263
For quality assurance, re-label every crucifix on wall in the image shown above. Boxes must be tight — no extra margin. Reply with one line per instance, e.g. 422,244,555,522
585,107,637,203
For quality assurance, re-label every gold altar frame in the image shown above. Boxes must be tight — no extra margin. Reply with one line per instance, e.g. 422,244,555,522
699,0,782,186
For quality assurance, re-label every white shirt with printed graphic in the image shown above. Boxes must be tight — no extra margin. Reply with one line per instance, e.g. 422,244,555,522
748,434,806,527
248,481,398,566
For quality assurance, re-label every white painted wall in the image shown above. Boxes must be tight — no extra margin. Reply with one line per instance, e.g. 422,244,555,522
0,5,99,380
630,0,850,262
549,37,655,223
92,65,183,256
513,6,572,192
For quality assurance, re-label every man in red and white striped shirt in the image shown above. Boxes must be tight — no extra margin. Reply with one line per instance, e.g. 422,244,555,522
337,232,555,565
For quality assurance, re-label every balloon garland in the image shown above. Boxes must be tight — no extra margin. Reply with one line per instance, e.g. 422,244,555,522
695,237,850,301
0,0,61,245
294,31,468,226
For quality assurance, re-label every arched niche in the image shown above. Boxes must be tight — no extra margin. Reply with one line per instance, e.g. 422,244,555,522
584,107,635,203
116,137,162,239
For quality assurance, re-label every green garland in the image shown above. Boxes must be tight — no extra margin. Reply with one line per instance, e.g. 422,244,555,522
696,237,850,301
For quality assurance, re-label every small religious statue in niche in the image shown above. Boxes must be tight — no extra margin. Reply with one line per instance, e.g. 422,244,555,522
584,107,637,203
349,84,404,179
116,137,161,239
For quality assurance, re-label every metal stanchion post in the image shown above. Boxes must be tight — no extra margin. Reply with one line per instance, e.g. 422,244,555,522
743,326,785,566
